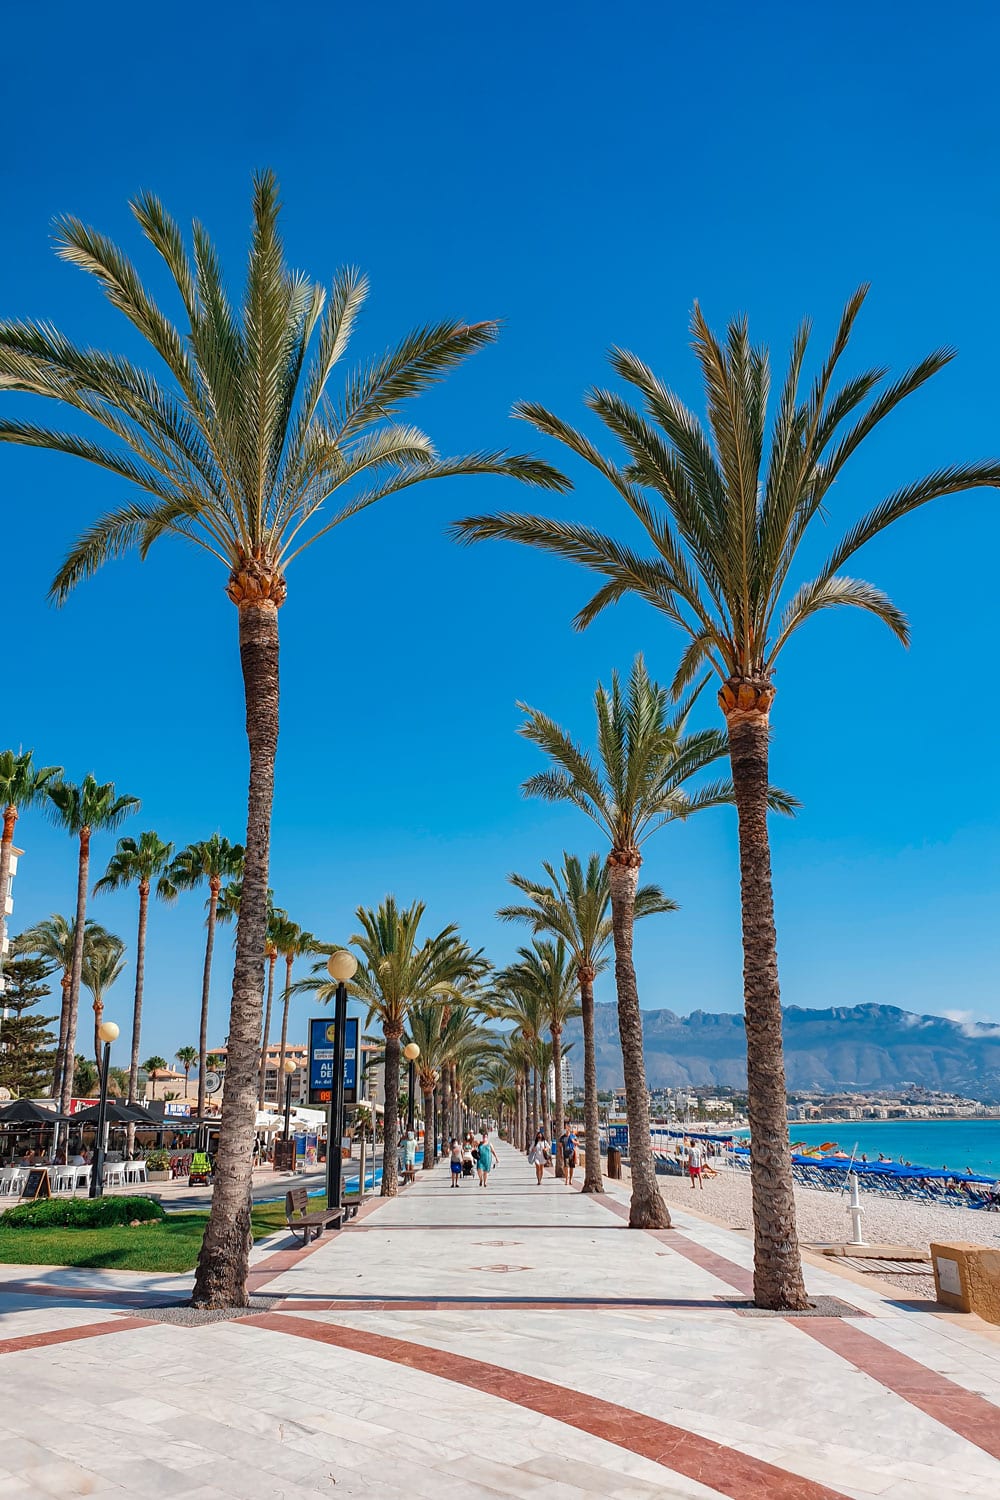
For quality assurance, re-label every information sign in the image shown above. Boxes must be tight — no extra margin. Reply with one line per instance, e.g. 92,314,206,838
20,1167,52,1200
308,1016,358,1106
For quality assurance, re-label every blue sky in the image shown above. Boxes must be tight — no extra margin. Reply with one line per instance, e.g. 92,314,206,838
3,0,999,1063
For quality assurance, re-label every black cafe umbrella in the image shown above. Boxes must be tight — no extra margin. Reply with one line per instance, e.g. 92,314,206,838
0,1099,67,1125
70,1101,154,1127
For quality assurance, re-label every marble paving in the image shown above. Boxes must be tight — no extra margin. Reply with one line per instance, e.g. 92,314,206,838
1,1141,999,1498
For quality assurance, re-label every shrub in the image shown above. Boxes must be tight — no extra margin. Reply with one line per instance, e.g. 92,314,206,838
144,1149,172,1172
0,1195,166,1229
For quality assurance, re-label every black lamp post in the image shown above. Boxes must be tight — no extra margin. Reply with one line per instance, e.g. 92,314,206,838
403,1042,419,1134
325,950,357,1211
282,1057,297,1141
89,1020,119,1198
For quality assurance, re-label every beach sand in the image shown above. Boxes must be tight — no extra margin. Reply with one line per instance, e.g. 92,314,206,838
650,1161,1000,1295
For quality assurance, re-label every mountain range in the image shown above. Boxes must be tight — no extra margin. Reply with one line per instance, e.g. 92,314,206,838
562,1002,1000,1102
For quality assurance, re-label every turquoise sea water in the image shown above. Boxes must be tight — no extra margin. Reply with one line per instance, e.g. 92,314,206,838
783,1119,1000,1178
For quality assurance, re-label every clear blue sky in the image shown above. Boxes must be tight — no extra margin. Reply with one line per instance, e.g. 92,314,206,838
3,1,999,1064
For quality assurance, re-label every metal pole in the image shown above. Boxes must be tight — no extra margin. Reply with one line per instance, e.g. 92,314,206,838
89,1041,112,1198
359,1117,367,1203
433,1090,438,1164
326,981,347,1210
283,1072,292,1142
407,1058,415,1132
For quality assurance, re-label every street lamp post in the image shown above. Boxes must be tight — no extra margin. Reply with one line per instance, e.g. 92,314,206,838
282,1057,297,1142
89,1021,119,1199
325,950,357,1212
403,1041,420,1135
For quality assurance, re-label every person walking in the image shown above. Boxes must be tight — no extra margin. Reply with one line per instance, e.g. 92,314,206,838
560,1126,579,1187
688,1140,705,1190
449,1138,463,1187
476,1133,498,1187
527,1129,549,1185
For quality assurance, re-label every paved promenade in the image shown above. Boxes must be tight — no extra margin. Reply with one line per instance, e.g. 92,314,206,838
1,1142,1000,1498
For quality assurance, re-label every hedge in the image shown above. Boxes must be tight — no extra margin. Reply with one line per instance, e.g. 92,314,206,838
0,1195,166,1229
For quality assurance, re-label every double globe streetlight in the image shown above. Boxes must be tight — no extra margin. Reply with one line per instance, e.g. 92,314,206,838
403,1041,420,1134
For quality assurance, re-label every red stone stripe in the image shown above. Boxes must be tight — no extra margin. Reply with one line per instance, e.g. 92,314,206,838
0,1279,179,1309
245,1311,849,1500
793,1317,1000,1462
0,1315,153,1356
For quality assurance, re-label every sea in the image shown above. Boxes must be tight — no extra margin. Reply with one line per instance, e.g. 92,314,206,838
781,1119,1000,1179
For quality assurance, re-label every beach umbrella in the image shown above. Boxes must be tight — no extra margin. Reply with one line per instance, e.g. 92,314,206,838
69,1101,154,1126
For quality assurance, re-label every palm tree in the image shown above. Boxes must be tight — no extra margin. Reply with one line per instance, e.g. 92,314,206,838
169,837,244,1121
273,919,317,1085
405,1002,486,1168
487,981,548,1147
306,898,486,1197
73,1055,99,1096
0,752,61,978
0,175,564,1306
46,776,139,1113
18,915,119,1101
499,853,676,1192
452,290,1000,1305
496,939,579,1166
513,656,774,1229
176,1045,198,1097
143,1056,167,1100
94,833,175,1107
81,933,126,1063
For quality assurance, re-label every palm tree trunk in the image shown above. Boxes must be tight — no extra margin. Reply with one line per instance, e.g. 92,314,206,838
531,1065,539,1143
0,805,17,987
128,881,149,1105
257,953,276,1109
93,997,102,1066
381,1023,402,1197
579,969,603,1193
277,955,293,1082
552,1025,565,1176
193,595,279,1309
440,1064,451,1149
60,829,91,1116
608,851,669,1229
197,881,220,1122
727,704,808,1311
53,972,71,1101
421,1085,434,1168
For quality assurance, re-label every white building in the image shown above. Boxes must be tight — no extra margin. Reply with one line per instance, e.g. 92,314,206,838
0,844,24,1005
548,1053,574,1103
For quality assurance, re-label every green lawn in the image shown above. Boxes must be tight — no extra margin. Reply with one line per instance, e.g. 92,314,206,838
0,1196,318,1274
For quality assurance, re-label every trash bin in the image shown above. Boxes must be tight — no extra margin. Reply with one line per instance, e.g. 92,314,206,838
607,1144,622,1179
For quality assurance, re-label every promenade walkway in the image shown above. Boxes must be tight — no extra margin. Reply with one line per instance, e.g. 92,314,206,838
1,1141,1000,1498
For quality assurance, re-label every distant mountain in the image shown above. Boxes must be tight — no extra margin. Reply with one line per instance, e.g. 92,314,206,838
562,1002,1000,1102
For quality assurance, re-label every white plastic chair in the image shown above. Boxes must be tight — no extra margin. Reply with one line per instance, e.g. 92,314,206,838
124,1160,147,1184
103,1163,125,1188
50,1167,75,1193
75,1165,91,1192
0,1168,14,1196
7,1168,27,1197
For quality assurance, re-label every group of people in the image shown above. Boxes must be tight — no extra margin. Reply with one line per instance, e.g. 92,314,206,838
527,1126,580,1185
448,1132,499,1186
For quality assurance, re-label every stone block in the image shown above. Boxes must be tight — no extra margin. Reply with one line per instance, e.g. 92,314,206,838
930,1240,1000,1323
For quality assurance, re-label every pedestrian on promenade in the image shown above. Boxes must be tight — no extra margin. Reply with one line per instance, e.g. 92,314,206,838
688,1140,705,1189
560,1127,579,1187
528,1130,549,1184
449,1138,463,1187
476,1134,498,1187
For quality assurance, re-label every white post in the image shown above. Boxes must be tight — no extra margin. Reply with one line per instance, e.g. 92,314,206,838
847,1171,866,1246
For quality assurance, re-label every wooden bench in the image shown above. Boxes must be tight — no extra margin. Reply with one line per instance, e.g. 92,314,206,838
285,1187,343,1245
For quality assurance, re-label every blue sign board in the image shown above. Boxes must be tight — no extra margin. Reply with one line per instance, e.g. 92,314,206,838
308,1016,359,1106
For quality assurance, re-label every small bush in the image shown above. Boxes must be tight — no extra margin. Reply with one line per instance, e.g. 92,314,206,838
144,1149,172,1172
0,1195,166,1229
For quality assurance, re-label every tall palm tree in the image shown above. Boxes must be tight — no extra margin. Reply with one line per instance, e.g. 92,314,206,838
0,751,61,981
273,918,317,1084
513,656,781,1228
487,981,548,1147
453,290,1000,1305
405,1002,486,1168
81,934,127,1062
0,175,564,1306
46,777,139,1112
176,1044,198,1096
499,852,676,1191
94,832,175,1106
169,837,244,1121
496,938,579,1164
143,1055,167,1100
18,915,119,1100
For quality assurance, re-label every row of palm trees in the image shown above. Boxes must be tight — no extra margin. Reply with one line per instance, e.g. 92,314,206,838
2,176,993,1308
